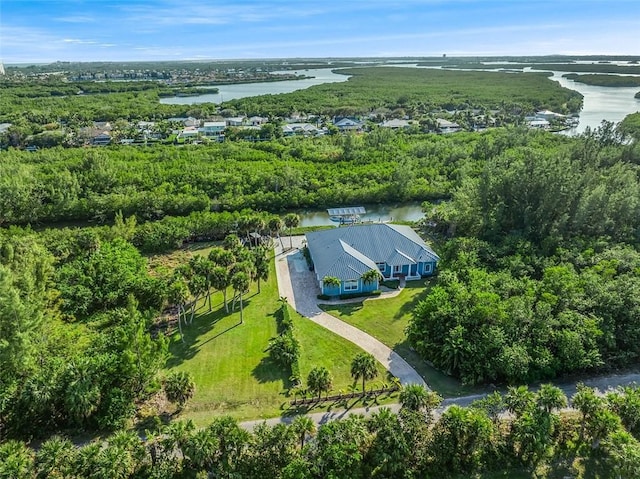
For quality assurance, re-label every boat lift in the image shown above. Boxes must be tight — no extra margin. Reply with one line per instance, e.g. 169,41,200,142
327,206,366,225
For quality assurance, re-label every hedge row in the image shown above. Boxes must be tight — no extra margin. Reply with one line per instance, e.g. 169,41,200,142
268,304,302,385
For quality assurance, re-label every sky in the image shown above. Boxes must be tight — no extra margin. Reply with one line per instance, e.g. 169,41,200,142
1,0,639,63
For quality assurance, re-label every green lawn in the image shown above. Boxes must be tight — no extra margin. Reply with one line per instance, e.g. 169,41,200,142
293,307,391,392
164,255,396,425
166,258,286,424
320,279,478,397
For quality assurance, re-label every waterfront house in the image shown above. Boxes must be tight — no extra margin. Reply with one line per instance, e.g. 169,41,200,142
306,224,439,296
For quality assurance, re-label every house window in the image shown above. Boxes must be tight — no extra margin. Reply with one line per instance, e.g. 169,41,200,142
344,279,358,291
424,263,432,274
376,262,386,272
393,265,402,274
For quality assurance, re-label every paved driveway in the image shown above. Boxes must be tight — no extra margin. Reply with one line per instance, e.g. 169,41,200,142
275,235,426,388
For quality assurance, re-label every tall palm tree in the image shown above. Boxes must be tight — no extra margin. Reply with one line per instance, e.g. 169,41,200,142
283,213,300,250
169,277,189,341
210,266,230,313
231,272,250,324
252,246,269,293
187,273,207,324
268,216,285,249
350,352,378,394
290,415,316,449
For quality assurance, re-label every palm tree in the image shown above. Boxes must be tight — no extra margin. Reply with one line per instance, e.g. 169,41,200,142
223,234,243,253
209,246,236,269
231,272,250,323
35,436,76,478
169,277,189,342
252,246,270,293
283,213,300,250
307,366,333,400
165,371,196,412
536,383,567,415
361,269,382,288
505,385,536,417
290,415,316,449
350,352,378,394
210,266,231,313
322,276,341,296
187,273,207,324
268,216,285,249
399,384,442,420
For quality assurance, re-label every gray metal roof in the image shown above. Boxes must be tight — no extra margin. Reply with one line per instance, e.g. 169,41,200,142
307,224,439,281
327,206,366,216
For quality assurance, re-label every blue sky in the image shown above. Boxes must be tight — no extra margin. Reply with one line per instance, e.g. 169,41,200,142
1,0,638,63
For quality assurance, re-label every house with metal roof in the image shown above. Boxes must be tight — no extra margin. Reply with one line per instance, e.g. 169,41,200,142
306,224,439,296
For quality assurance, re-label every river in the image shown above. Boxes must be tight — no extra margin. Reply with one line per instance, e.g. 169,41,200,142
160,68,350,105
297,203,424,227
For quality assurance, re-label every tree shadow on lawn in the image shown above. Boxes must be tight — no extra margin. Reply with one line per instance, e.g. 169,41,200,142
252,354,291,388
165,297,254,368
323,302,364,317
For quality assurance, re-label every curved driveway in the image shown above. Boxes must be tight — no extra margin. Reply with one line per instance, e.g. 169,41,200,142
275,236,426,388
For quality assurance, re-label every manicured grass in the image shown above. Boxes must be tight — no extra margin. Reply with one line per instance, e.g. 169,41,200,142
320,279,478,397
293,307,391,394
164,253,396,425
166,258,287,424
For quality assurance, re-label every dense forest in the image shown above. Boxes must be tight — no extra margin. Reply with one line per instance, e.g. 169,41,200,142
408,123,640,385
563,73,640,87
0,129,575,225
227,67,583,117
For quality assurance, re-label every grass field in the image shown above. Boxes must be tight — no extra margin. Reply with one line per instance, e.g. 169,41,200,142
164,253,396,425
320,279,479,397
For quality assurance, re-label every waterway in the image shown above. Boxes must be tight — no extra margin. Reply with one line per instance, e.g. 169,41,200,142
546,71,640,134
160,63,640,135
297,203,424,227
160,68,350,105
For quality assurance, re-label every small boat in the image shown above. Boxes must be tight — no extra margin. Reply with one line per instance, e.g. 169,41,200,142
330,215,360,224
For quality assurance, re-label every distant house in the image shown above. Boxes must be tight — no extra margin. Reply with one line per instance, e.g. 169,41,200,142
282,123,325,137
0,123,12,134
306,224,439,296
199,121,226,141
92,131,112,146
535,110,565,121
333,117,364,132
435,118,461,134
177,127,200,141
226,116,246,127
248,116,268,126
168,117,200,127
380,119,413,129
